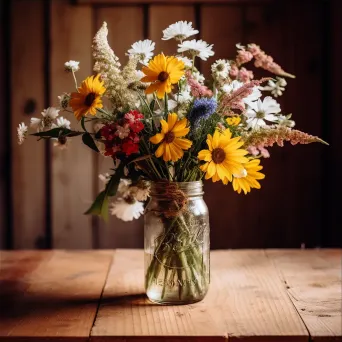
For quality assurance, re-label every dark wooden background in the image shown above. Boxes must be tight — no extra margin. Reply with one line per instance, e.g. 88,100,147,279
0,0,341,250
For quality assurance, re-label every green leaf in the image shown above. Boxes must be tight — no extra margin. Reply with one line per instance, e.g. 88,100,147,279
84,162,125,220
82,133,99,153
80,117,87,132
149,99,156,112
84,191,109,221
31,128,71,138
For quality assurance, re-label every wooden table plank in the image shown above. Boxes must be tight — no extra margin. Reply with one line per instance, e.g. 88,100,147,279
266,249,342,342
91,250,308,341
0,250,113,341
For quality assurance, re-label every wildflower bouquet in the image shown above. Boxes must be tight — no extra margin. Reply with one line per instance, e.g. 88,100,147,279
18,21,326,303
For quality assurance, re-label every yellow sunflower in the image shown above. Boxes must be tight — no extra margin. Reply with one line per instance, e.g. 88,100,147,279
150,113,192,162
198,128,248,183
70,74,106,121
141,54,184,99
226,116,241,126
231,158,265,194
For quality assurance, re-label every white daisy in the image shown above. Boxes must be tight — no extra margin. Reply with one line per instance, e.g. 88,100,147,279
17,122,28,145
222,80,244,93
116,125,130,139
178,39,214,61
245,96,281,129
127,39,155,64
52,117,71,129
162,21,199,41
211,59,230,80
261,77,287,97
110,198,144,221
64,60,80,72
57,93,70,109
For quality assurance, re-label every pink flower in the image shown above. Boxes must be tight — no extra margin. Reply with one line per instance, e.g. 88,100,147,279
185,71,212,97
238,67,254,82
229,64,239,78
236,50,253,66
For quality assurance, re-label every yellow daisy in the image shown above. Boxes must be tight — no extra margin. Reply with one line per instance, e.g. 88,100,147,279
70,74,106,121
198,128,248,183
150,113,192,162
231,158,265,194
226,116,241,126
141,54,184,99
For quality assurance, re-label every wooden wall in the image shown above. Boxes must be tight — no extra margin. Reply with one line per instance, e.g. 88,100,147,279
2,0,341,249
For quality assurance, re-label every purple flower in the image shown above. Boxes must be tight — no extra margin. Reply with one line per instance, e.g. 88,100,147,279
188,97,217,128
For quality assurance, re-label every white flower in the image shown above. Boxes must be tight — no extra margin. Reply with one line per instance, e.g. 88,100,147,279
211,59,230,80
64,60,80,72
154,99,177,116
30,107,60,132
53,136,69,150
176,56,192,68
277,114,295,128
178,39,214,61
222,80,243,93
58,93,70,109
17,122,28,145
261,77,287,97
135,70,145,81
110,198,144,221
245,96,281,129
192,71,205,84
222,80,261,105
177,90,192,104
52,117,71,129
116,125,130,139
236,43,245,50
233,168,248,179
127,39,155,64
118,178,132,197
98,173,111,189
162,21,199,41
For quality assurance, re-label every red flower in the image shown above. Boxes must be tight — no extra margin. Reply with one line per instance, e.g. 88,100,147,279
122,139,139,156
130,120,144,133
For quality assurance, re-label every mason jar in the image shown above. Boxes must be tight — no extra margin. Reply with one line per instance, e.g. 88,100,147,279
144,181,210,305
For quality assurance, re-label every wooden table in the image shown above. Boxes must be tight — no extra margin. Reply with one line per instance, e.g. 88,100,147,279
0,249,341,342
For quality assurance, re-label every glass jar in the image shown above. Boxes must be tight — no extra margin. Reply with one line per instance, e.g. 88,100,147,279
144,181,210,305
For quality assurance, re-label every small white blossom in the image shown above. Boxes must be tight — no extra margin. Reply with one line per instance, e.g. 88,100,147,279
177,90,192,104
30,107,60,132
116,125,130,139
17,122,28,145
127,39,155,64
98,173,111,189
58,93,70,109
162,21,199,41
222,80,261,105
233,168,248,179
53,136,69,150
176,56,192,68
245,96,281,129
110,198,144,221
52,117,71,129
211,59,230,80
236,43,245,50
261,77,287,97
277,115,295,128
192,71,205,84
64,60,80,72
178,39,214,61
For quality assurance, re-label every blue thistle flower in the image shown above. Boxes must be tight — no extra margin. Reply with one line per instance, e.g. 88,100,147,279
187,97,217,129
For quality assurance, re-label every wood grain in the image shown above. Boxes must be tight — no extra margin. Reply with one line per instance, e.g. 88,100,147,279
77,0,273,4
266,249,342,342
10,0,46,248
94,7,145,248
50,0,94,248
0,250,113,341
92,249,309,341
